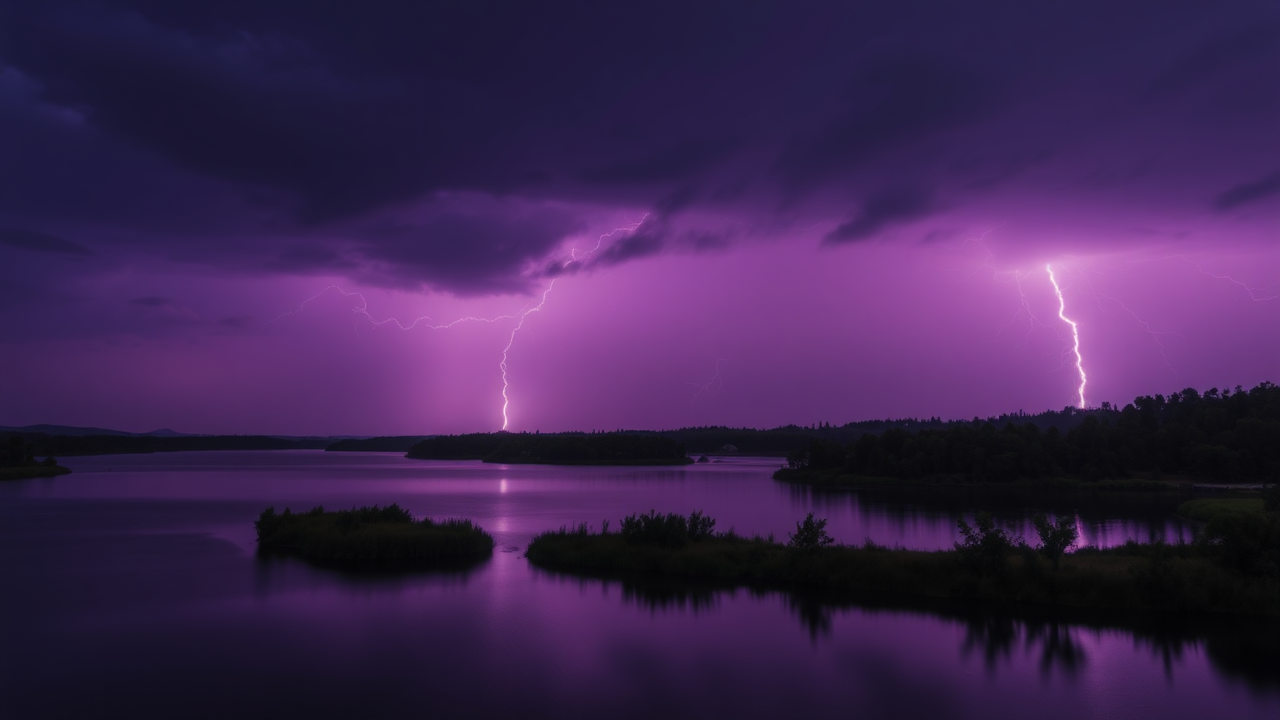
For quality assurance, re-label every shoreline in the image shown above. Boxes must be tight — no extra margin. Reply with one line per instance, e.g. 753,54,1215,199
0,465,72,481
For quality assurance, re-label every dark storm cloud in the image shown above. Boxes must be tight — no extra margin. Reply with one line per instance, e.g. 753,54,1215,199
1214,170,1280,211
0,5,464,222
825,188,937,244
772,54,995,193
1148,23,1280,98
582,138,740,186
0,1,1276,299
351,199,584,295
586,217,668,269
265,245,357,274
0,229,93,256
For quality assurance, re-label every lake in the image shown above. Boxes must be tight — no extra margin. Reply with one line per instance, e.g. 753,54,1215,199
1,451,1275,719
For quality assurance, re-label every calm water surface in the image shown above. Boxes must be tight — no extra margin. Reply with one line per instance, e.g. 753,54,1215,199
1,451,1274,719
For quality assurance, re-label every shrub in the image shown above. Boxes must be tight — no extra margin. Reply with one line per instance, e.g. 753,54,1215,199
788,512,835,552
621,510,717,548
955,512,1017,575
1031,513,1079,570
688,510,716,540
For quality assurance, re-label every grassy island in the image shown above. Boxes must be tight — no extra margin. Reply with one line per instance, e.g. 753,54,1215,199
0,437,70,481
406,431,693,466
255,504,494,568
526,509,1280,618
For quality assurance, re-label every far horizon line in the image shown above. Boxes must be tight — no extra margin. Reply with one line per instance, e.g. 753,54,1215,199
6,379,1270,440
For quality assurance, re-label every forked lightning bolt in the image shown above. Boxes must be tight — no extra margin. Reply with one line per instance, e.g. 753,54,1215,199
272,217,647,430
500,282,555,430
1047,264,1087,409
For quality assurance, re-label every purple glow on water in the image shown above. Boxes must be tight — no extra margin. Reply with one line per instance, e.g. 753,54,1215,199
1,452,1274,719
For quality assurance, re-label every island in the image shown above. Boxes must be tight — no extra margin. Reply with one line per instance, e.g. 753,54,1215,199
255,504,494,569
406,431,693,466
525,503,1280,618
0,437,71,481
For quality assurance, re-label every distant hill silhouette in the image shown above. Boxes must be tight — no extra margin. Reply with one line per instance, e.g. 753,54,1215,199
0,424,200,438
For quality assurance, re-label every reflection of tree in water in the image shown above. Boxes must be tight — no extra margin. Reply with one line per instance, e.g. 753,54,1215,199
1132,632,1189,683
588,571,1280,690
959,614,1087,676
1127,621,1280,691
1025,620,1087,677
798,484,1191,549
960,614,1019,670
618,579,720,614
1203,627,1280,692
784,593,834,641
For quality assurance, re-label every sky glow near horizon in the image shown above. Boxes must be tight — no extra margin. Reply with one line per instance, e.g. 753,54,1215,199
1,2,1277,435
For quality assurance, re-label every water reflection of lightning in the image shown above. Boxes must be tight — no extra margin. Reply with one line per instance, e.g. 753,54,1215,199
1047,264,1087,409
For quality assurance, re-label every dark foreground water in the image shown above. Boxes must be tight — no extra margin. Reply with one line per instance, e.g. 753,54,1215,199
1,451,1275,719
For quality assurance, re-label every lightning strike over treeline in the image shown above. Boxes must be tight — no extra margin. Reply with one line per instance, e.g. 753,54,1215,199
1047,264,1087,409
270,218,647,430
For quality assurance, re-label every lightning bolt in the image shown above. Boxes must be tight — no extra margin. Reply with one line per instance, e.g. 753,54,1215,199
997,270,1059,353
499,281,555,430
1077,270,1183,379
687,356,731,403
272,217,649,430
267,286,520,332
963,233,1057,353
1047,264,1087,409
1195,266,1280,301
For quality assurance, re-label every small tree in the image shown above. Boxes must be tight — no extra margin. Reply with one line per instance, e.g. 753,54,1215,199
955,512,1016,575
1031,513,1078,570
788,512,835,552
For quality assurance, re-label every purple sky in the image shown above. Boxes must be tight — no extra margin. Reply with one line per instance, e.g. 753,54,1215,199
2,1,1277,436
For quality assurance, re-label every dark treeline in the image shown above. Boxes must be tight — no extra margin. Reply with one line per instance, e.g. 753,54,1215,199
326,436,429,452
653,410,1102,456
404,433,506,459
779,382,1280,484
1,432,331,457
0,436,70,480
407,431,692,465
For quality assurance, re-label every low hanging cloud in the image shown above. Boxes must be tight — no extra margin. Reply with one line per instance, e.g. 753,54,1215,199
1215,170,1280,211
825,188,937,243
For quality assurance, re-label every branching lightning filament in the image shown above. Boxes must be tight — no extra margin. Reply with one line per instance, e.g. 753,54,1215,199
1047,264,1087,409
